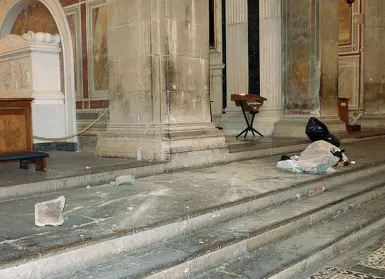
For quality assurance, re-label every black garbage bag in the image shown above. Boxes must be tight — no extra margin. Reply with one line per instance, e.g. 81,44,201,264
305,117,341,147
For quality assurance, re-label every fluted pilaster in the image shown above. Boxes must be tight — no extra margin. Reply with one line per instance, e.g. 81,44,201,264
225,0,249,105
259,0,282,109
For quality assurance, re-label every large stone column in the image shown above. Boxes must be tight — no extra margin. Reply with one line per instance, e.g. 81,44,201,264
273,0,345,138
361,0,385,128
255,0,283,135
209,0,225,124
96,0,228,167
218,0,249,135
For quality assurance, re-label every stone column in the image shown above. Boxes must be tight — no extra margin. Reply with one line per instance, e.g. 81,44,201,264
96,0,228,167
218,0,249,135
273,0,345,138
361,0,385,128
224,0,249,100
254,0,283,135
219,0,283,136
210,0,226,124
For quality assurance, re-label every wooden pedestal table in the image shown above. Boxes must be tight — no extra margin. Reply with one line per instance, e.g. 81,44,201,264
231,94,267,139
0,98,49,172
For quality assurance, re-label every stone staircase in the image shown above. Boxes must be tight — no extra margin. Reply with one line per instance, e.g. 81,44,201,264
1,162,385,279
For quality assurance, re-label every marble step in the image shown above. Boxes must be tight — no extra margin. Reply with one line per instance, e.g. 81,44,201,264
292,231,385,279
2,158,384,279
11,172,385,279
193,196,385,279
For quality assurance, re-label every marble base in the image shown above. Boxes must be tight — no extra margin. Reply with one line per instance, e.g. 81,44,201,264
95,123,229,168
33,142,78,152
273,116,347,139
219,106,281,137
360,113,385,129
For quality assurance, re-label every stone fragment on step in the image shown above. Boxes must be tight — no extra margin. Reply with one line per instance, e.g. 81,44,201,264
115,175,136,186
35,196,66,227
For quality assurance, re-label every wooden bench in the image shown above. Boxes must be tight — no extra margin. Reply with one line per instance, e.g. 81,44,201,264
0,152,49,172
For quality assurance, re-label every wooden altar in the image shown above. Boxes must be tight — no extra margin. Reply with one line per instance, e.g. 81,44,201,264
0,98,33,155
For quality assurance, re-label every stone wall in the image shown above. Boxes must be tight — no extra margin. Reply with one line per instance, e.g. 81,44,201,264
319,0,339,119
363,0,385,116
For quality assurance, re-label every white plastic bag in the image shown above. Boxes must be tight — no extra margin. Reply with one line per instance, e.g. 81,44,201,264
277,140,348,175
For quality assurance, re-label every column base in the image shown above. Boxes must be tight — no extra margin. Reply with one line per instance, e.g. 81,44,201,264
273,116,347,139
95,122,229,169
360,113,385,129
218,106,281,137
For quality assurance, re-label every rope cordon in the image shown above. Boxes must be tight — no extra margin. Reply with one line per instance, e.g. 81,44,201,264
33,108,109,142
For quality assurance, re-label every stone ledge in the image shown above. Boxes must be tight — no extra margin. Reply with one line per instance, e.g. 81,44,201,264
273,116,347,138
96,122,229,164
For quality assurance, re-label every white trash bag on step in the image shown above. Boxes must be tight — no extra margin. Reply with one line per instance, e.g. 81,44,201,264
277,140,348,175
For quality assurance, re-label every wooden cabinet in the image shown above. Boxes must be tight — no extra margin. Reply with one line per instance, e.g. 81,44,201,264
0,98,33,155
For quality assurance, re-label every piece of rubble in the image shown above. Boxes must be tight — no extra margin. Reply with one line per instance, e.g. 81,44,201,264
86,185,91,189
109,181,116,186
35,196,66,227
116,175,136,186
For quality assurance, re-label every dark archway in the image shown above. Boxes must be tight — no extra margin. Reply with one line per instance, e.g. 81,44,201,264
248,0,260,95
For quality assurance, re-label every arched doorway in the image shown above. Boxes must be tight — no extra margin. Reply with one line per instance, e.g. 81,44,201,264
0,0,77,148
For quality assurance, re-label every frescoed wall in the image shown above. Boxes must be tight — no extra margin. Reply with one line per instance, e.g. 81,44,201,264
61,0,109,111
11,0,59,34
338,0,363,123
10,0,109,111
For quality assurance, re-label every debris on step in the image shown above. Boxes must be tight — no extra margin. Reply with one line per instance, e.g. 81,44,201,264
85,166,91,170
116,175,136,186
35,196,66,227
109,181,116,186
206,176,216,180
86,185,91,189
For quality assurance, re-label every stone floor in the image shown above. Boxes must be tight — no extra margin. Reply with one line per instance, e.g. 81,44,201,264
0,151,163,187
225,136,309,152
307,233,385,279
2,129,385,189
1,139,385,267
226,128,385,151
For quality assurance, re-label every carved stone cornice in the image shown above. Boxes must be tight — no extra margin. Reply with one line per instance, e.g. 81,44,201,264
22,31,61,45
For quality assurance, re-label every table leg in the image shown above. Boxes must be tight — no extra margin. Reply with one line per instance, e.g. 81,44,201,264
252,127,264,137
236,104,251,139
244,130,249,138
236,127,248,139
20,160,30,170
35,158,47,172
249,113,256,137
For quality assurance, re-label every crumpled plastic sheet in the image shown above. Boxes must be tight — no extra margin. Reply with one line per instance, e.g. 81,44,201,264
277,140,348,175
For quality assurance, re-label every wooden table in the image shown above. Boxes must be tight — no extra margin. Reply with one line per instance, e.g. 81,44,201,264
231,94,267,139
